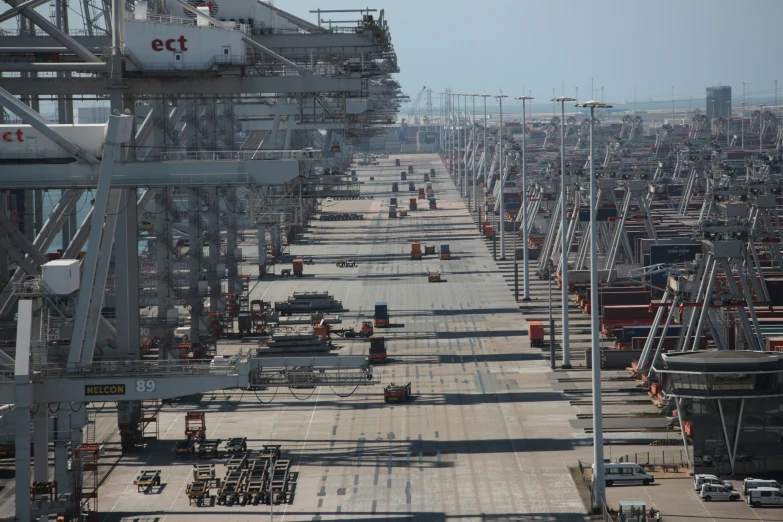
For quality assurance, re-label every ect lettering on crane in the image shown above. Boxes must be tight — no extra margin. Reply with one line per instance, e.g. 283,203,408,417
151,36,188,52
2,130,24,143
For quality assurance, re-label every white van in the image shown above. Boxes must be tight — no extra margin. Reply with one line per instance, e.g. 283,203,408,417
743,478,781,495
594,463,655,486
747,487,783,507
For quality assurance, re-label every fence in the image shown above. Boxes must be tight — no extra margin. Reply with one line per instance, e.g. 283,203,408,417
617,450,688,470
577,460,596,510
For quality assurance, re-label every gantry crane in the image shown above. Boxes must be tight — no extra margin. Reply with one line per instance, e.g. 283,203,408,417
402,85,427,137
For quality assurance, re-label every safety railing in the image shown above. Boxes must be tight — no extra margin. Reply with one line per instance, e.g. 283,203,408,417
125,53,249,74
254,370,377,387
125,11,249,33
28,357,242,382
161,149,321,162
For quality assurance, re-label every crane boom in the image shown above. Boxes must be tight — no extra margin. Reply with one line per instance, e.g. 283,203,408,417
406,86,427,123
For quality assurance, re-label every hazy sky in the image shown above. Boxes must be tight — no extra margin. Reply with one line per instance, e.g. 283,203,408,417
283,0,783,111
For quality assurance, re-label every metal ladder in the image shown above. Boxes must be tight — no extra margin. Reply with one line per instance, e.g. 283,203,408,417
85,411,96,444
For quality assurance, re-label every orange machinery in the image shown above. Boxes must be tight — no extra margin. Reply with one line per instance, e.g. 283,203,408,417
292,258,304,277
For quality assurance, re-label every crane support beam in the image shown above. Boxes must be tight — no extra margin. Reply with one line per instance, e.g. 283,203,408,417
0,159,303,189
0,355,375,404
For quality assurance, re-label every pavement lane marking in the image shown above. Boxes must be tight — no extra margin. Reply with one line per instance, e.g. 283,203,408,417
280,386,322,522
104,410,183,519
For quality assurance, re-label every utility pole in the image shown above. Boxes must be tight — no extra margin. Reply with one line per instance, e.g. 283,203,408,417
471,94,477,212
481,94,489,232
496,92,508,260
553,96,576,368
515,95,533,301
575,99,612,512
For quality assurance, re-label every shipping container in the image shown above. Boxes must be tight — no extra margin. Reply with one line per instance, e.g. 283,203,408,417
528,321,544,347
292,259,303,276
582,291,651,313
617,325,683,343
766,337,783,351
42,259,80,295
601,305,657,335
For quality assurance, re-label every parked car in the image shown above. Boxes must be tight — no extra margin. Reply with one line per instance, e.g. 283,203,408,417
694,474,733,491
699,484,740,502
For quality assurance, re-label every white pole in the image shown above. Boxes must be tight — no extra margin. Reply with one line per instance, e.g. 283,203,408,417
499,94,506,260
522,97,530,301
458,95,463,190
472,95,477,212
464,95,469,198
588,103,605,509
483,95,488,228
560,98,571,368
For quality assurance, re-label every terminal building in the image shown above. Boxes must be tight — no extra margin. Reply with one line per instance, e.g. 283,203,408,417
655,351,783,476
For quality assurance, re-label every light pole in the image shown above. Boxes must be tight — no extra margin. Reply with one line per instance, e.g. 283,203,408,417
515,95,533,301
575,100,612,511
760,104,764,152
495,93,508,260
469,94,478,212
462,94,473,198
454,93,462,186
449,93,459,179
552,96,576,368
480,94,490,232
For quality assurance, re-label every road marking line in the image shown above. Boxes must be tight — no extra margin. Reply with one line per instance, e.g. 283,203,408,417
280,387,321,521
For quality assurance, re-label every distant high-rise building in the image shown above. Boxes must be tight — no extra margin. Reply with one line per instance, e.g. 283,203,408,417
706,86,731,120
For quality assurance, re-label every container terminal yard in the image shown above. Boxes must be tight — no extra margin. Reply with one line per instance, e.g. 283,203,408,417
1,1,783,522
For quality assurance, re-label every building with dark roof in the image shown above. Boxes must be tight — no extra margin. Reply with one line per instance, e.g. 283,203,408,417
654,351,783,475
